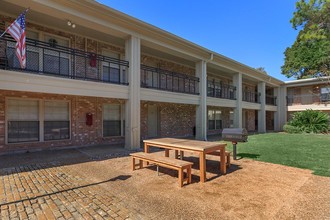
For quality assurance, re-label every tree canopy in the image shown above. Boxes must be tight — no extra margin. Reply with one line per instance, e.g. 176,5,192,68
281,0,330,79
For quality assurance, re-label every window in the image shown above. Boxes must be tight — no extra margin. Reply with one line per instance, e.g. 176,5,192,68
208,110,222,130
230,111,234,128
320,87,330,102
44,101,70,141
103,104,124,137
43,35,70,76
7,99,39,143
102,51,121,83
6,99,70,144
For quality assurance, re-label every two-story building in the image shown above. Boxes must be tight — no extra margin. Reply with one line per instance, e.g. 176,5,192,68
286,78,330,120
0,0,288,155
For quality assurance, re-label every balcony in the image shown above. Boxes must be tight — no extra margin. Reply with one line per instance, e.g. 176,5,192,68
287,94,330,106
0,34,129,85
266,95,277,106
207,81,236,100
140,64,199,95
243,90,260,103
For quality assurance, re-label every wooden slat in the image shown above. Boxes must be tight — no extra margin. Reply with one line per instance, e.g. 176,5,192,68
130,152,193,168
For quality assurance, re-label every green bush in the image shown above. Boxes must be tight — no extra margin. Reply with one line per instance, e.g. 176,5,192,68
288,109,329,133
283,124,302,133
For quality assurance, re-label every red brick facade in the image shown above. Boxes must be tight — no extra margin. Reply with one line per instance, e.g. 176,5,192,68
140,101,196,140
0,90,125,154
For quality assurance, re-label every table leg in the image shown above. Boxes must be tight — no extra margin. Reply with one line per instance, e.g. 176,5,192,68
144,143,149,153
144,143,149,165
220,148,226,175
199,152,206,183
165,149,170,157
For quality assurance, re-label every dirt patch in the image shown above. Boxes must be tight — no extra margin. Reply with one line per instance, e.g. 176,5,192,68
67,151,330,219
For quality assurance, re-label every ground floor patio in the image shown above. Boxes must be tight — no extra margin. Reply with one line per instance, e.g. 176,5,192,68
0,145,329,219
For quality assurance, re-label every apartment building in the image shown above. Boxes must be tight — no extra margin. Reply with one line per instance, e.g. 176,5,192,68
286,78,330,120
0,0,287,155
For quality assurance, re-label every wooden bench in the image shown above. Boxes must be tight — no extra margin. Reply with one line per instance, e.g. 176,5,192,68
130,152,193,187
206,151,231,168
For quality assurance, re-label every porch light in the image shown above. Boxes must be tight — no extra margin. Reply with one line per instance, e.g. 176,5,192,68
67,20,76,28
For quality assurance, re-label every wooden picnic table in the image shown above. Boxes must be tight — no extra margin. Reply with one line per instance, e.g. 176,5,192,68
143,138,227,183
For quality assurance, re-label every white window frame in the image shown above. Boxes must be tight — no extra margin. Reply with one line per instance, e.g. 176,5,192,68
208,109,222,130
5,98,71,144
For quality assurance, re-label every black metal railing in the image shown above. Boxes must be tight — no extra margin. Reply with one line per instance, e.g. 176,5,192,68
242,90,260,103
207,80,236,100
287,93,330,105
266,95,277,106
140,64,199,95
0,34,129,85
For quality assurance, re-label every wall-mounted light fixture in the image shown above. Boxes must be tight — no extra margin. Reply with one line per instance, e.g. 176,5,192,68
67,20,76,28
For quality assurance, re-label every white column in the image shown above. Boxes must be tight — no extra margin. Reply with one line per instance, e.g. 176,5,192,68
258,81,266,133
125,36,141,149
274,86,287,131
233,72,242,128
195,60,207,140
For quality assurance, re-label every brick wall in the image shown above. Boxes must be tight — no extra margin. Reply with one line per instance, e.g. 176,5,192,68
0,90,125,155
245,109,256,131
266,111,274,130
140,101,196,140
141,55,195,77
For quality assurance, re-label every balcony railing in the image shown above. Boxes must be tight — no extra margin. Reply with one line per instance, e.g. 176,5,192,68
287,94,330,106
243,90,260,103
140,64,199,95
207,81,236,100
0,34,129,85
266,95,277,106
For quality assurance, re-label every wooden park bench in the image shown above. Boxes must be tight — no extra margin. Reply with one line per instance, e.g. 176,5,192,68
130,152,193,187
206,151,231,168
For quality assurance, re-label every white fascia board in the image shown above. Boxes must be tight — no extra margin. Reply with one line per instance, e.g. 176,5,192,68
288,105,330,111
206,97,236,108
0,70,129,99
265,105,278,111
140,88,199,105
242,102,262,110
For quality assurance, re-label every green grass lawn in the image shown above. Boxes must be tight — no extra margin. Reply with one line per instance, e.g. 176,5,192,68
223,133,330,177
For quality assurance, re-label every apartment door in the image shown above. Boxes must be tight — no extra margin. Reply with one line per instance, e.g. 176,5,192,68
147,105,159,138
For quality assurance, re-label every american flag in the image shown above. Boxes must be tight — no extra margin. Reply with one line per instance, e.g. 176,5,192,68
6,9,29,69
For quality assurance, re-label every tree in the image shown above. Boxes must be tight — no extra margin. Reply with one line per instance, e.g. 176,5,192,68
282,0,330,79
255,67,268,74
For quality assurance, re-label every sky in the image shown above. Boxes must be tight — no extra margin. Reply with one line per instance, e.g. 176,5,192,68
97,0,299,81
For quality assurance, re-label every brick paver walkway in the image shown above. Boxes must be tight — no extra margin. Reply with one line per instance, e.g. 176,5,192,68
0,162,137,220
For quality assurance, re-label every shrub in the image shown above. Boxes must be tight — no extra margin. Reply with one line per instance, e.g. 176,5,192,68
283,124,302,133
288,109,329,133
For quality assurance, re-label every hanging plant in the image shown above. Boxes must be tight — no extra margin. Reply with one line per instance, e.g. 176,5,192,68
48,38,58,47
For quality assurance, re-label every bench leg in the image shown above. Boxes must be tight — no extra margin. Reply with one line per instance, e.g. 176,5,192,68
139,159,143,169
178,168,183,187
175,150,179,159
132,157,136,171
187,166,191,184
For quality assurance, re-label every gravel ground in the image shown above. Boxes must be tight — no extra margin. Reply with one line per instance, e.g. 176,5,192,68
69,150,330,220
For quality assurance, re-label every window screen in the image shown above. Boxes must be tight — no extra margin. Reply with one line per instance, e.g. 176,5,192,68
7,99,39,143
44,101,70,141
103,104,121,136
